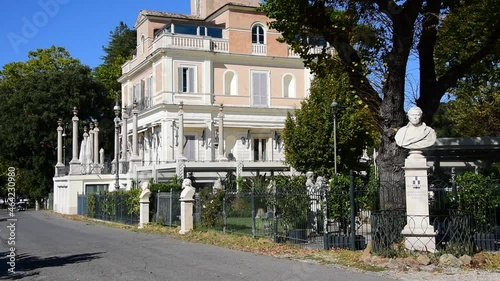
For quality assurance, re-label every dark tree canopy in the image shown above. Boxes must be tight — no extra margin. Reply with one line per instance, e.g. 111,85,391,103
94,22,137,99
0,47,113,200
260,0,499,208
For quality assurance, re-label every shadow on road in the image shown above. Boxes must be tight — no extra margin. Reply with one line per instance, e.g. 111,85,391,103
0,251,104,280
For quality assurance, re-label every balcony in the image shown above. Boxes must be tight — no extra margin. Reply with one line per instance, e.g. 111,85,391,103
122,33,229,74
252,43,267,55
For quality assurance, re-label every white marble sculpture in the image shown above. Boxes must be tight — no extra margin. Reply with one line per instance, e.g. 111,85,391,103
395,106,436,149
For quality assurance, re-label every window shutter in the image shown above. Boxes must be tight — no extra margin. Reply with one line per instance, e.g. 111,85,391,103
188,67,195,93
178,67,183,93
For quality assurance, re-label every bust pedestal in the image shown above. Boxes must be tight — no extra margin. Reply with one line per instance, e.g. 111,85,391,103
401,150,436,252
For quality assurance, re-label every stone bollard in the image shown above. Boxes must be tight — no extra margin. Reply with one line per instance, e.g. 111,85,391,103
179,179,195,234
138,182,151,229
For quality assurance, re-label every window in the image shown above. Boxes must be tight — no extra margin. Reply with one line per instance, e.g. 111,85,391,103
252,24,265,44
251,71,269,107
183,135,196,161
175,25,198,35
224,71,237,96
283,74,296,98
207,27,223,38
178,66,196,93
253,139,267,161
85,184,108,194
147,76,153,100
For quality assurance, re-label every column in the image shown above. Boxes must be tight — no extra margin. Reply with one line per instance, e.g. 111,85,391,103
132,101,139,159
94,120,99,164
55,118,64,177
217,104,227,161
56,119,63,166
177,102,186,160
69,107,81,175
88,122,94,164
121,110,129,173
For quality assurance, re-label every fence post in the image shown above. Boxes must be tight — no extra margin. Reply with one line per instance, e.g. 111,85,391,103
156,191,160,223
273,178,278,243
322,179,329,250
251,180,256,239
222,184,227,233
350,170,356,251
451,167,457,208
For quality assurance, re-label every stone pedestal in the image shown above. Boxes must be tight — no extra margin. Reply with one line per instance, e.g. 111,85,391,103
138,182,151,229
179,179,195,234
401,150,436,252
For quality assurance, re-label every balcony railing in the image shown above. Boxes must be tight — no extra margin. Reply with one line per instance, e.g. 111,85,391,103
122,34,229,74
252,43,267,55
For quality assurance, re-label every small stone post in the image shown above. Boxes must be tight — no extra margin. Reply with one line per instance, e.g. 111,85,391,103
138,182,151,229
179,178,196,234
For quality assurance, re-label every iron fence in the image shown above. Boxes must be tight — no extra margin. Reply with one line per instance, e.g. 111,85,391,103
194,171,500,254
152,190,181,226
77,192,139,225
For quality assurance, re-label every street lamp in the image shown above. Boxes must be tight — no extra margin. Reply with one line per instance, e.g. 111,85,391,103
114,102,121,190
330,100,338,175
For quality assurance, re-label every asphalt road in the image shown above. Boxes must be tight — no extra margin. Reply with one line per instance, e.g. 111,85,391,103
0,210,392,281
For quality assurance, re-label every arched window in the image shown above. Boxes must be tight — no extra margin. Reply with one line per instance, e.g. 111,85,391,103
252,24,265,44
283,74,296,98
224,70,238,96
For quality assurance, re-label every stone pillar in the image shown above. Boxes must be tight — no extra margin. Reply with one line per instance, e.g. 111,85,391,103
94,120,99,164
138,182,151,229
177,102,187,160
69,107,81,175
56,119,63,166
217,104,227,161
132,102,139,159
130,102,142,171
55,118,64,176
99,148,104,165
179,179,195,234
82,126,89,174
401,150,436,252
88,122,95,164
121,110,128,165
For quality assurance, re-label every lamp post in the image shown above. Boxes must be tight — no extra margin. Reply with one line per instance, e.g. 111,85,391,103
114,102,121,190
330,100,338,175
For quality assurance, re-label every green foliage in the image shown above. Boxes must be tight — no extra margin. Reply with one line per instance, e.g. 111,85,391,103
94,22,136,100
148,176,183,193
456,172,500,225
273,175,309,230
200,188,225,228
282,61,378,177
0,46,114,200
85,188,141,220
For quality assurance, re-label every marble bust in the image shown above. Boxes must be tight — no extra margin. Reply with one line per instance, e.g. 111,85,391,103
395,106,436,149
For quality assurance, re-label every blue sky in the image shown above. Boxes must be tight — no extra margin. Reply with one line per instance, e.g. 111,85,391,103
1,0,190,69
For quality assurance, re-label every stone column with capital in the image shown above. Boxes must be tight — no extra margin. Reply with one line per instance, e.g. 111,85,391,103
130,101,142,171
89,122,95,165
93,120,99,165
121,110,129,172
55,118,64,176
217,104,227,161
69,107,82,175
177,102,187,160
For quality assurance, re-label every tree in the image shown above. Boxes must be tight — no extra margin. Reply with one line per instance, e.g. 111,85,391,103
0,46,113,200
260,0,500,209
282,61,378,177
94,22,137,100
